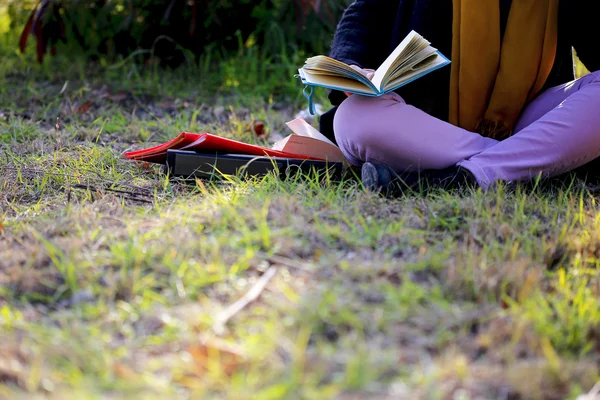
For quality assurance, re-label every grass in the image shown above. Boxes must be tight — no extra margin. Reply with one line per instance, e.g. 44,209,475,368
2,26,600,400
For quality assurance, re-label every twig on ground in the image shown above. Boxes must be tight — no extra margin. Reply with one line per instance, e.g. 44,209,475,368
213,266,278,335
62,164,155,193
71,184,153,203
1,166,154,194
262,253,315,275
578,382,600,400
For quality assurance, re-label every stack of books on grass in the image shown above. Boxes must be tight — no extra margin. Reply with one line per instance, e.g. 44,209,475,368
123,117,348,179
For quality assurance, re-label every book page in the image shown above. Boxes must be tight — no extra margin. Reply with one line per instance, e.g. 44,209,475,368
273,135,347,163
382,52,450,92
371,30,430,91
304,56,366,79
302,56,377,92
381,47,437,88
299,69,377,95
286,117,336,147
180,135,208,150
271,135,291,152
384,47,435,83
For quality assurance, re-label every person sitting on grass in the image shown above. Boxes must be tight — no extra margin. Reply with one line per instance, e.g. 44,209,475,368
319,0,600,195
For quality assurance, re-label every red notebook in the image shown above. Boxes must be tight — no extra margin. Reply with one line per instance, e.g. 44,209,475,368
123,132,323,163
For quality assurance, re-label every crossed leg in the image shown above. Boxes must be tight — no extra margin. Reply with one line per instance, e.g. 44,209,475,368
333,70,600,190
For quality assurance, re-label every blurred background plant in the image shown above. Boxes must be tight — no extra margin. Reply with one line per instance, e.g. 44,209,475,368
10,0,352,67
1,0,589,104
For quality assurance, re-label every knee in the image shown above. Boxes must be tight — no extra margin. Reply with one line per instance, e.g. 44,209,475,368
333,96,369,164
333,95,395,164
334,96,367,142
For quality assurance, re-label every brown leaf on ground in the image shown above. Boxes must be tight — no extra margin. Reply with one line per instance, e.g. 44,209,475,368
112,362,137,380
187,337,246,377
76,102,93,114
252,120,267,138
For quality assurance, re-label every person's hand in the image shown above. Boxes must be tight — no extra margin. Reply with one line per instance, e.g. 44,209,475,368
345,65,375,97
349,65,375,80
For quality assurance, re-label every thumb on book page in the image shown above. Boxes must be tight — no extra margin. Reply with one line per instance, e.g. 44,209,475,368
349,65,375,80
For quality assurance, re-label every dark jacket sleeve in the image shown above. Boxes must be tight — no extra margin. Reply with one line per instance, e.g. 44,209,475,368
570,0,600,72
329,0,398,69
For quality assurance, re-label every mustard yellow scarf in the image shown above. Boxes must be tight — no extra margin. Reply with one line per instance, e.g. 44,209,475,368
449,0,559,139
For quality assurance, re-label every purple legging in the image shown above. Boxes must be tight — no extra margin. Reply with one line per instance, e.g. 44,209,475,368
333,70,600,190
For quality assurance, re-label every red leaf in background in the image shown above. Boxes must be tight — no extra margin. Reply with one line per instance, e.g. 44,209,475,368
33,0,52,63
76,102,93,114
293,0,303,34
293,0,315,34
314,0,335,26
34,19,47,63
19,3,39,53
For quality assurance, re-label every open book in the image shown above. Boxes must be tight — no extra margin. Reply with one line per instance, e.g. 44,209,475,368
298,30,450,97
273,117,345,162
123,117,347,164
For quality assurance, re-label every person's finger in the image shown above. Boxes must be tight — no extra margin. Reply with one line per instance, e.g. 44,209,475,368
349,64,364,75
349,65,375,80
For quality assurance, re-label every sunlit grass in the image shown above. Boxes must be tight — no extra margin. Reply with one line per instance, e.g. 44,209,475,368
2,21,600,400
4,108,600,398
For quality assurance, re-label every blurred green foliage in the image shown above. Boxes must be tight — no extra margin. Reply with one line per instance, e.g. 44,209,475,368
7,0,352,66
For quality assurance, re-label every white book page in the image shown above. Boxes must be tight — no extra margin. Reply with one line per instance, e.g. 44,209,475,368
302,56,378,92
371,30,429,91
383,53,448,92
381,47,437,88
286,117,336,147
271,135,290,151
